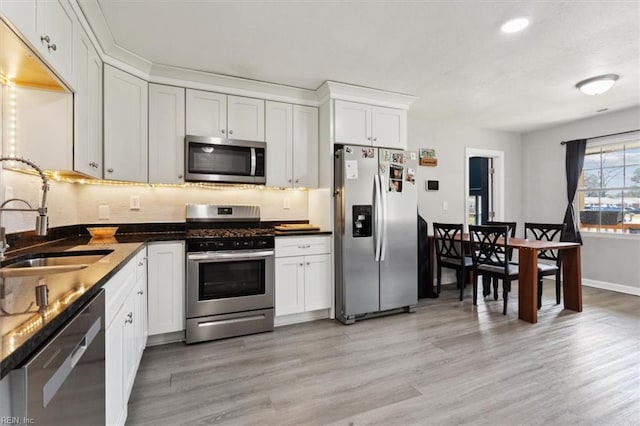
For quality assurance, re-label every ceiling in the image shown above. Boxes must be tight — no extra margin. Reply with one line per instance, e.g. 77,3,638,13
82,0,639,133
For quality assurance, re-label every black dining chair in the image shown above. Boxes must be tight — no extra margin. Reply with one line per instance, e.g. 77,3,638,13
483,221,517,298
524,222,563,309
433,223,473,301
469,225,519,315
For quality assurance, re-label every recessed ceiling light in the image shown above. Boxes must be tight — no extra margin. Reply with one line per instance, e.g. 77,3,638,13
575,74,620,96
500,17,530,33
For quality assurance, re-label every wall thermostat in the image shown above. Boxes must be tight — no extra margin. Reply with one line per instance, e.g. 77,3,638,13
425,180,439,191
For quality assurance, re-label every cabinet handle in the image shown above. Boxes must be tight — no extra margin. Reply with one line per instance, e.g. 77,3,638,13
229,130,234,135
137,290,144,295
306,262,310,266
295,179,299,183
299,263,304,266
288,179,292,183
373,137,377,142
125,312,133,324
48,43,57,52
138,261,144,266
221,129,226,134
178,174,183,179
367,137,371,141
107,168,114,173
40,35,50,44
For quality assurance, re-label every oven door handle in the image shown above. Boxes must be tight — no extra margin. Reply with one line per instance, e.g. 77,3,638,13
187,250,274,261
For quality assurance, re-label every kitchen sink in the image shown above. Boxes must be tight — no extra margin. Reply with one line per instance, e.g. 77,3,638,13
0,249,113,278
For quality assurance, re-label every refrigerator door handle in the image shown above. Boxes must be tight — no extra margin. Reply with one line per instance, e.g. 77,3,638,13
373,172,382,261
380,171,389,261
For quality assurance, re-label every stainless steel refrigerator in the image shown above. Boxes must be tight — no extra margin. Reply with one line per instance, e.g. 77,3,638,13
334,145,418,324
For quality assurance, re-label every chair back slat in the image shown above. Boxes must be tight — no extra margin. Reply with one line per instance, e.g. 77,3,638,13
469,225,510,274
483,221,516,260
433,223,464,261
524,222,563,262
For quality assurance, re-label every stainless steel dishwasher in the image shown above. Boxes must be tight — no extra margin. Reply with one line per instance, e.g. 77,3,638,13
10,290,105,424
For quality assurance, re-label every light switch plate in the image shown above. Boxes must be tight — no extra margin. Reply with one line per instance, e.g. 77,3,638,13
283,198,290,209
130,195,140,210
98,205,110,219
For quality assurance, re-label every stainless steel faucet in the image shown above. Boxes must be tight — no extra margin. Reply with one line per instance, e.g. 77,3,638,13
0,157,49,260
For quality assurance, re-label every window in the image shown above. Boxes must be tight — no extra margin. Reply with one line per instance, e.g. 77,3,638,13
577,132,640,234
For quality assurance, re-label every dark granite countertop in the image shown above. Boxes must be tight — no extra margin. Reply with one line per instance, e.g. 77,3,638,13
0,231,185,379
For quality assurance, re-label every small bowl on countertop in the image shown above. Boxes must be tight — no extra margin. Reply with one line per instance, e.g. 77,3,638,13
87,226,119,239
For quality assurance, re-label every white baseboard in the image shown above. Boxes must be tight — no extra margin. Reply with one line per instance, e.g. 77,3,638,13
582,279,640,296
275,309,331,327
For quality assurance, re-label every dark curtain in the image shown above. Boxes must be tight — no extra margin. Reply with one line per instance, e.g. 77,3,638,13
560,139,587,243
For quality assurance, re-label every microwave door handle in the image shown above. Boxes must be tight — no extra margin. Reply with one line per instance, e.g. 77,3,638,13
250,148,257,176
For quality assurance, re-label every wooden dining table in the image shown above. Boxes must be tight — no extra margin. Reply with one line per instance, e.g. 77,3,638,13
428,235,583,324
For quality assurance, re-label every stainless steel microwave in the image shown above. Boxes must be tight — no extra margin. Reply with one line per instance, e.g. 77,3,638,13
185,135,266,184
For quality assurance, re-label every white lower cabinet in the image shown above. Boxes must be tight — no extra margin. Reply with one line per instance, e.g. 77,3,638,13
147,241,185,336
275,236,332,318
105,248,147,426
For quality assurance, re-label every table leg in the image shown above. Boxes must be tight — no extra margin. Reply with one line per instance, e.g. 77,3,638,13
562,246,582,312
518,247,538,323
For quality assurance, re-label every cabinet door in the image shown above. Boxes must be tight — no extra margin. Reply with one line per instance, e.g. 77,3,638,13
104,65,148,182
40,0,75,88
304,254,331,311
121,294,137,401
265,101,293,187
147,242,185,336
185,89,226,137
74,27,102,178
275,256,305,316
134,251,147,358
105,305,126,426
292,105,318,188
371,106,406,149
227,95,265,141
149,84,185,184
0,0,38,45
334,100,371,145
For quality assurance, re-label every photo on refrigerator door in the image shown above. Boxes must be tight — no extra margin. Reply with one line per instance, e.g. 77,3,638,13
389,164,404,192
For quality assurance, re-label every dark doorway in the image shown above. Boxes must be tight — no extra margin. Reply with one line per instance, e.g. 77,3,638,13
468,156,493,224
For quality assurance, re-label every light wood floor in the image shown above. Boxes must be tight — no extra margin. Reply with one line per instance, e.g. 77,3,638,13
127,282,640,425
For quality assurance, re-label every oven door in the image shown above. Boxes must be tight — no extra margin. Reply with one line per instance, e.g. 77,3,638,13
186,249,274,318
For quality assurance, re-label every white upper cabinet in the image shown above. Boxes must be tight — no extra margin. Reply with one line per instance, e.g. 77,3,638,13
371,105,406,149
227,95,265,141
266,101,293,188
1,0,76,88
334,100,371,145
266,101,317,188
149,83,185,184
74,26,102,178
186,89,265,142
185,89,226,138
292,104,318,188
334,100,406,149
103,65,148,182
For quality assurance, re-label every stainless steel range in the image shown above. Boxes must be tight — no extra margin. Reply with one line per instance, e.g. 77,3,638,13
185,204,275,344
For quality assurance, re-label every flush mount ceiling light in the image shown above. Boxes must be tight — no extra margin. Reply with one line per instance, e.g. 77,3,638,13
575,74,620,95
500,17,530,33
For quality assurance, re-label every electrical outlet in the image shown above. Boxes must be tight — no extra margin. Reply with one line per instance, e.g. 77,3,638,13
130,195,140,210
98,205,110,219
283,198,291,209
442,201,448,211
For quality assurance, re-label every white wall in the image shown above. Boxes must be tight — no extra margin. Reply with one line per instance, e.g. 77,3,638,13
407,115,523,230
521,106,640,294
